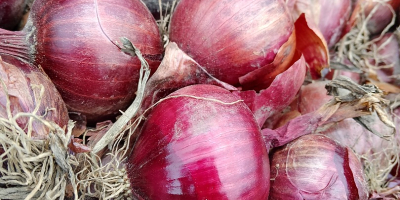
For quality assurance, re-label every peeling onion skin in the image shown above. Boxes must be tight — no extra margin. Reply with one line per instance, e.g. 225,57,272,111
286,0,351,49
126,84,270,199
0,0,27,30
169,0,294,87
0,55,69,139
269,134,368,200
0,0,163,123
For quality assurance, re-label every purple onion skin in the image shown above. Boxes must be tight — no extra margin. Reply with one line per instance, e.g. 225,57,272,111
0,54,69,138
0,0,27,30
269,134,368,200
126,84,270,199
0,0,163,123
169,0,293,87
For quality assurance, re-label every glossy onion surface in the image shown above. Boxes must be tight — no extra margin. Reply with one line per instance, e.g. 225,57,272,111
169,0,293,86
27,0,163,122
269,134,368,200
127,84,270,199
0,55,69,138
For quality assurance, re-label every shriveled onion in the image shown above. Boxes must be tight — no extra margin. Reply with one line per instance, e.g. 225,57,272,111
0,0,163,123
269,134,369,199
127,84,270,199
0,54,68,138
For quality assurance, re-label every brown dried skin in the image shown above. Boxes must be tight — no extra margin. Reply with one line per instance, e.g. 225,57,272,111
269,134,368,200
0,55,69,139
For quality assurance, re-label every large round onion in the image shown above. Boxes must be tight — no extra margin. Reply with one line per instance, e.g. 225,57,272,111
0,0,163,123
269,134,368,199
0,54,69,138
0,0,27,30
169,0,294,87
126,84,270,199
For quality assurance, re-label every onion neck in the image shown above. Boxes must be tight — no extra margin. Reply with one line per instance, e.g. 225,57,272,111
0,28,30,61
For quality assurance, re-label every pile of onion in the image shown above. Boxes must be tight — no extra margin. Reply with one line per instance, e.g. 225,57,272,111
0,0,163,123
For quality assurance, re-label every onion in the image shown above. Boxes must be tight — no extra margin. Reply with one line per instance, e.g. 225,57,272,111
0,0,28,30
298,81,332,114
286,0,352,48
126,84,270,199
269,134,369,199
370,33,400,85
345,0,400,36
0,54,69,138
0,0,163,123
169,0,295,88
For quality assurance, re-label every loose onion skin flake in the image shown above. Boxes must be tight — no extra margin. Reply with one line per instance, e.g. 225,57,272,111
286,0,352,48
269,134,368,200
0,0,163,123
169,0,294,88
0,0,28,30
126,84,270,199
0,54,69,138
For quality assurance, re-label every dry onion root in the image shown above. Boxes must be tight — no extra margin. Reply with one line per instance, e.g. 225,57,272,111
0,81,78,199
75,38,150,200
334,0,397,79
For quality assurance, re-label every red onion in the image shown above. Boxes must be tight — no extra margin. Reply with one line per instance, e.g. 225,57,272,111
169,0,295,89
126,84,270,199
0,54,69,139
370,33,400,85
0,0,163,123
345,0,400,35
298,81,332,114
269,134,368,199
286,0,352,48
0,0,28,30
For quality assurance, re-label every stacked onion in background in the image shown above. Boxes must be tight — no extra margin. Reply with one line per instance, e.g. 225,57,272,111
1,0,400,199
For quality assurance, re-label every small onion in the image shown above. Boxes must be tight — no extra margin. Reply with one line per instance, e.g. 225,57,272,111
126,84,270,199
0,0,28,30
286,0,352,48
0,54,69,139
169,0,294,88
0,0,163,123
269,134,369,199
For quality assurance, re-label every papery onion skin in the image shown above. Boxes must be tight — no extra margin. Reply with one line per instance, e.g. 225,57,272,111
0,55,69,139
169,0,294,87
298,81,332,114
0,0,27,30
126,84,270,199
286,0,351,48
346,0,400,35
269,134,368,200
0,0,163,123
